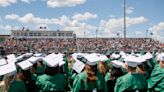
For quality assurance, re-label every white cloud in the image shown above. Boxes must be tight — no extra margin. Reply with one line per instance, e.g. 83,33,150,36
126,6,134,14
0,24,18,31
135,31,142,35
47,0,86,8
0,24,11,30
64,23,96,37
108,15,115,18
18,13,56,25
148,22,164,43
21,0,36,4
148,22,164,32
99,16,147,37
0,24,19,34
72,12,97,21
0,0,17,7
5,14,20,20
12,12,97,37
18,13,34,24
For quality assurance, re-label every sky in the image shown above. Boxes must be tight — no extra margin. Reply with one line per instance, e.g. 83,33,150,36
0,0,164,41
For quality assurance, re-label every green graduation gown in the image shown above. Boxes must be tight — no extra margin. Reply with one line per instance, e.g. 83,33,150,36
36,73,67,92
63,57,69,75
114,73,147,92
36,66,45,75
8,80,27,92
148,64,164,92
72,71,107,92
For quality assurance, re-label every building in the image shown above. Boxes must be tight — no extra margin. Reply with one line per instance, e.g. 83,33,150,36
0,35,10,41
11,29,76,39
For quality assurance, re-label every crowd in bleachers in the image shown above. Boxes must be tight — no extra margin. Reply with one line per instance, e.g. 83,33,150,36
0,38,163,54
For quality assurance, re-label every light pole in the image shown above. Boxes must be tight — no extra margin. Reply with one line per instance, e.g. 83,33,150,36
123,0,126,51
124,0,126,39
96,29,98,39
146,30,149,38
84,31,86,38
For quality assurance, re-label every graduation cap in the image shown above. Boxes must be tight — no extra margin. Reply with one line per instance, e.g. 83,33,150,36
6,54,16,59
23,53,33,57
157,53,164,61
28,56,39,64
17,60,33,70
120,51,126,56
144,52,153,60
6,54,17,63
84,54,98,66
59,61,66,67
0,63,17,76
0,59,7,66
43,53,61,67
56,54,65,66
111,60,124,68
33,53,43,57
16,55,24,61
136,53,142,57
124,55,138,67
135,56,146,65
111,53,120,59
72,60,85,73
72,53,86,62
98,54,109,61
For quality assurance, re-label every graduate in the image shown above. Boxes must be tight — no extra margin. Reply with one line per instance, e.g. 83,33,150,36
114,55,147,92
0,57,20,92
36,53,67,92
148,53,164,92
8,72,27,92
106,60,124,92
15,58,36,92
72,54,108,92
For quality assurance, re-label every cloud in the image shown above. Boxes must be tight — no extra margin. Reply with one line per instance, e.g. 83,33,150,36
0,24,19,34
72,12,97,21
0,0,17,7
126,6,134,14
47,0,86,8
148,22,164,43
0,24,11,30
5,14,20,20
0,24,18,30
11,12,96,37
18,13,57,25
108,15,115,18
99,16,147,37
148,22,164,32
17,12,96,26
135,31,142,35
21,0,36,4
64,23,96,37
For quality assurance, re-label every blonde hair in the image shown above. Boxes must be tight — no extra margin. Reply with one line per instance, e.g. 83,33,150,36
85,64,97,83
98,61,108,75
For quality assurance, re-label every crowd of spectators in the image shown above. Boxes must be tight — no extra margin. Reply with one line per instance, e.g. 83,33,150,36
0,38,163,54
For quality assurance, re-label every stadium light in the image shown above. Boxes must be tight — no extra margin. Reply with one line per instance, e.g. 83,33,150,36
96,29,98,39
123,0,126,51
124,0,126,39
146,30,149,38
